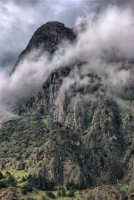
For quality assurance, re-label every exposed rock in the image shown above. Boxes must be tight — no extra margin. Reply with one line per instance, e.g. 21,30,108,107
82,186,128,200
0,188,18,200
12,21,76,72
0,20,133,194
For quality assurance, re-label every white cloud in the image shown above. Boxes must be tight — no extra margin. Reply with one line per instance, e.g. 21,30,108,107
0,6,134,123
0,0,88,69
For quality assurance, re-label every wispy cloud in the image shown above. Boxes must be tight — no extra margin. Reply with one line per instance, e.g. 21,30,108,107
0,6,133,123
0,0,89,69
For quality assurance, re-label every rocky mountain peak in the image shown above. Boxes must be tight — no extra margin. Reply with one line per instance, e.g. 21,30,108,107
12,21,75,72
26,21,76,52
1,20,134,199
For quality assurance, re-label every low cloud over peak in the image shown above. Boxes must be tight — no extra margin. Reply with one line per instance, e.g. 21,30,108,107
0,6,134,122
1,0,134,70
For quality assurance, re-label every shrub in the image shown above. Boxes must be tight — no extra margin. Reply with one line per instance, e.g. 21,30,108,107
7,174,17,186
26,197,35,200
61,187,66,197
57,190,62,197
0,180,7,189
46,191,56,199
21,182,33,195
68,190,75,197
0,172,4,180
41,196,48,200
4,171,17,187
21,176,26,182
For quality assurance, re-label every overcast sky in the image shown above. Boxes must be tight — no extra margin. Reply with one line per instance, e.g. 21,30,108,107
0,0,133,71
0,0,134,122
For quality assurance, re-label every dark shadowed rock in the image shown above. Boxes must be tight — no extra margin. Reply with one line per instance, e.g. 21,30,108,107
0,20,134,197
26,21,75,52
12,21,76,72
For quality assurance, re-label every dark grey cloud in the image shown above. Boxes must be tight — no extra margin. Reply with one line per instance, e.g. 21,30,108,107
0,6,134,123
0,0,40,7
0,0,88,71
0,0,133,71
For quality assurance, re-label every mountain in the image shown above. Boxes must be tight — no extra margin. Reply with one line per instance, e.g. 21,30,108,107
12,21,76,73
0,21,134,200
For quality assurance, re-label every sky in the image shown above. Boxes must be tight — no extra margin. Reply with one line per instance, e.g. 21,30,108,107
0,0,133,71
0,0,88,70
0,0,134,122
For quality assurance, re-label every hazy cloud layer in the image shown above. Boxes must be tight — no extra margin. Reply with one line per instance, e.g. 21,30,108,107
0,0,134,70
0,0,88,69
0,6,134,123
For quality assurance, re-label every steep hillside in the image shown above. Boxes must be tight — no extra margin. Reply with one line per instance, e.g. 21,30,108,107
0,21,134,199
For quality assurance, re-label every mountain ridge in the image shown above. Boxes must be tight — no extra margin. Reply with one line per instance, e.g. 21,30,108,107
12,21,76,73
0,21,134,200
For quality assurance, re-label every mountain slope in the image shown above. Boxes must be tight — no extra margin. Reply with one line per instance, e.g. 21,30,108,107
0,21,134,199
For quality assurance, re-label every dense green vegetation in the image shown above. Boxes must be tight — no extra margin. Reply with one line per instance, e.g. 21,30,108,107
0,21,134,199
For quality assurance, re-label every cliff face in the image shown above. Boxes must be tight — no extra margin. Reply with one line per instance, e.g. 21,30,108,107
12,21,76,72
0,21,134,199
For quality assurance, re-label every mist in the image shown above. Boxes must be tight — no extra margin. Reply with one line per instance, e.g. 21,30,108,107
0,0,88,69
1,0,133,69
0,6,134,123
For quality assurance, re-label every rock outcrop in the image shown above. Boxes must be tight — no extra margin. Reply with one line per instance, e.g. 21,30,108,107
12,21,76,72
0,21,134,198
